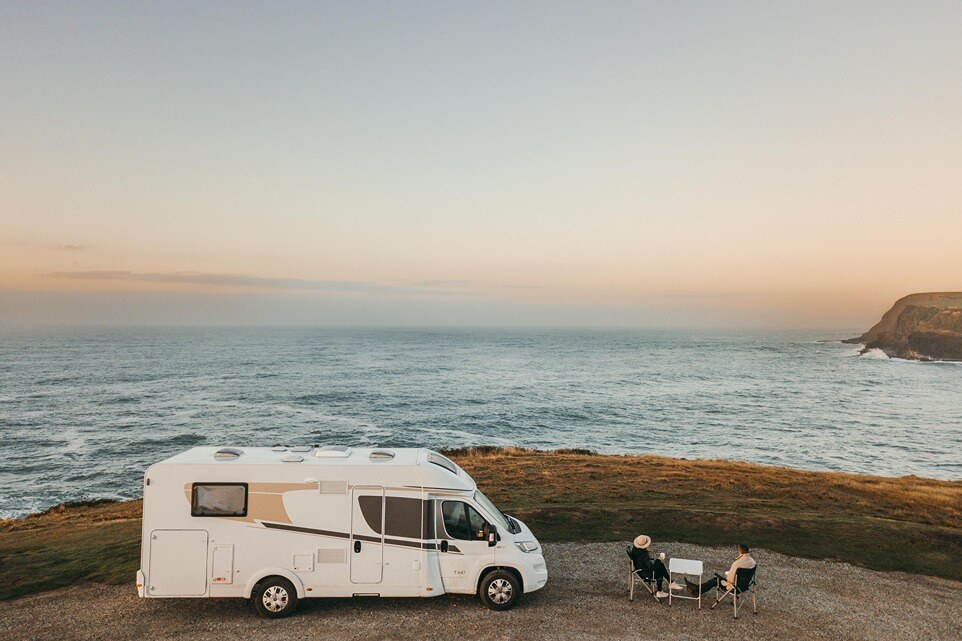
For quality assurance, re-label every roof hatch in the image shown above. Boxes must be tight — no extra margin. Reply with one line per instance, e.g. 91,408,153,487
315,445,352,459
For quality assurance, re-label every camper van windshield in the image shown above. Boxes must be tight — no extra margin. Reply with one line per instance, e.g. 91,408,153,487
473,490,510,531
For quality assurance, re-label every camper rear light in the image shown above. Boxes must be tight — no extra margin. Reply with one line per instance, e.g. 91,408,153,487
515,541,539,553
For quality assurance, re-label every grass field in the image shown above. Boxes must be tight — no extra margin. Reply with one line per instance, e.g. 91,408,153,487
1,448,959,601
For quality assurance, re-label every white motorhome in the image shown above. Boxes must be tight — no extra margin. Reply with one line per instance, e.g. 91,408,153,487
137,445,548,617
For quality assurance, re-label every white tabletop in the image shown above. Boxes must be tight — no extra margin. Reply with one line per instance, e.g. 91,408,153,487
668,557,704,576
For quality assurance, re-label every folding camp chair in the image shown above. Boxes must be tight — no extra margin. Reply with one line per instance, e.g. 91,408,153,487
626,545,658,602
710,566,757,618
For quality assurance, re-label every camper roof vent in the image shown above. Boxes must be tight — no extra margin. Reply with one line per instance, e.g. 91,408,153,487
272,446,287,452
291,445,313,453
369,449,395,461
214,448,242,460
427,452,459,475
315,445,352,458
281,454,304,463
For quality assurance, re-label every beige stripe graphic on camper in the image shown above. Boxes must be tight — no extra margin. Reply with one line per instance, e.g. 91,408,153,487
183,482,471,526
182,482,317,525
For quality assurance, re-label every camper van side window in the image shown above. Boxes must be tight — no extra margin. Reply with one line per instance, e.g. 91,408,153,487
191,483,248,517
441,501,487,541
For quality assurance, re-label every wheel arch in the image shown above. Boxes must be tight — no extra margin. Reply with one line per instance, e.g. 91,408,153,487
244,568,306,599
476,565,524,593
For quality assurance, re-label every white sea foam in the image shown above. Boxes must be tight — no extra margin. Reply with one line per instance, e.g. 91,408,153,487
860,348,890,359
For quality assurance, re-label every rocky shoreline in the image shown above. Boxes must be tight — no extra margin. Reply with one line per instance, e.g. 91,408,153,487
844,292,962,360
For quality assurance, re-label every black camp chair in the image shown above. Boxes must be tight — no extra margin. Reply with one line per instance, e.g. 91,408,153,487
710,565,757,618
626,545,658,601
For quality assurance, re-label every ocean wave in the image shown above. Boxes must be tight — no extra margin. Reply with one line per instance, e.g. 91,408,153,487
133,433,207,448
860,348,890,360
99,395,142,405
33,375,81,385
294,391,376,405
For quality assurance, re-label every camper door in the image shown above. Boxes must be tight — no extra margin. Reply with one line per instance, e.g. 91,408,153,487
351,485,385,584
436,499,495,593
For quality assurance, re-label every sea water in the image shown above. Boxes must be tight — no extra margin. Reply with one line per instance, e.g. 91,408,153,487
1,327,960,517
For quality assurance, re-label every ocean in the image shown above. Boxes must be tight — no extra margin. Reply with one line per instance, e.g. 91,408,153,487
1,327,960,518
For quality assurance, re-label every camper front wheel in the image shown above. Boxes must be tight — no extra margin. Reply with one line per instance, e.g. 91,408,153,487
479,570,520,611
252,577,298,619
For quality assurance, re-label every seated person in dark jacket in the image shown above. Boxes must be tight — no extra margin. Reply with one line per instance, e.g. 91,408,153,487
630,535,681,598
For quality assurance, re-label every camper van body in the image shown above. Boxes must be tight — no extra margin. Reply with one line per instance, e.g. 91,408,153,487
137,446,547,615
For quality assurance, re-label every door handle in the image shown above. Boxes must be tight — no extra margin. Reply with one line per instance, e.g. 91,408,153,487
440,540,449,553
354,540,361,553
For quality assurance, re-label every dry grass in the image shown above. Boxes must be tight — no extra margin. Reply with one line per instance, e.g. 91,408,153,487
448,446,962,521
0,500,143,534
1,449,959,601
448,448,962,580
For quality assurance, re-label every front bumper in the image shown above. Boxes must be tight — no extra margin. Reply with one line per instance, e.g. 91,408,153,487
519,553,548,593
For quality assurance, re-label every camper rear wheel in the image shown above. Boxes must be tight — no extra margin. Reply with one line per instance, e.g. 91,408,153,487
479,569,521,611
252,577,298,619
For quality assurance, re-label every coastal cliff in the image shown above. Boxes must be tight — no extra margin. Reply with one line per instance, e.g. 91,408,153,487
845,292,962,360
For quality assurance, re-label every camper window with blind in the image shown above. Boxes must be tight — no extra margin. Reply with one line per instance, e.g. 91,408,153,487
191,483,248,517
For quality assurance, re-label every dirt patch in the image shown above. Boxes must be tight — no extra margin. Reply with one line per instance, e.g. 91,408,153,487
1,542,959,641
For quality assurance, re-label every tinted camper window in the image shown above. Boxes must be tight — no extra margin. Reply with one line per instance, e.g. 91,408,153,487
441,501,487,540
191,483,248,517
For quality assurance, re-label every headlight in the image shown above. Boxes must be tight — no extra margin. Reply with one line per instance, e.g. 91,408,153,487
515,541,539,553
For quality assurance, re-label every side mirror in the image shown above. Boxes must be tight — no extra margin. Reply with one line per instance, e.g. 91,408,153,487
486,524,498,547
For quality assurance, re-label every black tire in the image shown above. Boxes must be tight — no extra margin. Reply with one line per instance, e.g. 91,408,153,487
252,577,299,619
479,569,521,611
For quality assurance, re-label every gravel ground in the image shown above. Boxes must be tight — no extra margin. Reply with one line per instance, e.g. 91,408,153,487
2,542,959,641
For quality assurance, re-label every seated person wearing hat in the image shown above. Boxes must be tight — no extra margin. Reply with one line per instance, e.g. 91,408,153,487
630,535,681,599
686,544,756,596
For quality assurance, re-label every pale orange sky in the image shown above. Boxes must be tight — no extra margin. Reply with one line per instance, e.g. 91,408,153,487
2,3,960,327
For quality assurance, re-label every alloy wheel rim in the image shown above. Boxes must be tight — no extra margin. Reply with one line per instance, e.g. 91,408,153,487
263,585,289,612
488,578,513,604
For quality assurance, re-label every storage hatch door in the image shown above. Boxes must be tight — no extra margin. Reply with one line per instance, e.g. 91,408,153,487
148,529,208,596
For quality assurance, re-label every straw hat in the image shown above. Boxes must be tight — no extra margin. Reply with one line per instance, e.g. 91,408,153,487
633,534,652,549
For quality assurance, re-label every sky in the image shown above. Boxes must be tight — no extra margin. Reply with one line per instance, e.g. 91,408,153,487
2,1,961,328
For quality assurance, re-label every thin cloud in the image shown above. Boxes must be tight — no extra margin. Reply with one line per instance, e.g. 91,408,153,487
47,243,89,252
414,279,474,288
44,271,541,300
641,292,746,300
45,270,390,293
4,241,90,252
